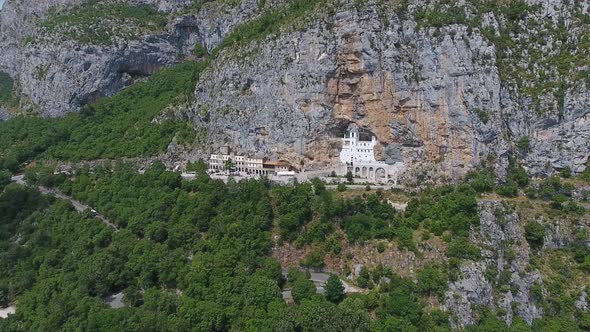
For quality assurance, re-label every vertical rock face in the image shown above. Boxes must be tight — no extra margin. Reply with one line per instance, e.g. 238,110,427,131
0,0,589,181
191,0,590,181
193,4,503,181
444,201,545,327
0,0,261,116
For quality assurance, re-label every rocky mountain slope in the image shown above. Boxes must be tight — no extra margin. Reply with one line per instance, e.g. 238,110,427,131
2,0,589,184
0,0,261,116
0,0,589,329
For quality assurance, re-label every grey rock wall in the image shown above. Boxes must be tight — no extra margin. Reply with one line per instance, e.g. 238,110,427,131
0,0,261,116
0,0,588,180
189,0,590,181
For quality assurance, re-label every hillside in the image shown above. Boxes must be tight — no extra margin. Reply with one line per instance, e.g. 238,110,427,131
0,0,589,330
1,0,589,181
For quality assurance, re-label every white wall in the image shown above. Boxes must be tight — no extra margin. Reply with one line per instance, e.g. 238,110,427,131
339,136,377,164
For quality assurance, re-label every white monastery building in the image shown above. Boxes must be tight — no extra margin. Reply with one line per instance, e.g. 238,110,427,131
340,124,404,184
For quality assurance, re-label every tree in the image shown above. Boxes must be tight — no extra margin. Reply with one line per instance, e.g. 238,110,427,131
295,298,338,331
416,266,447,298
242,275,281,307
291,277,316,304
0,169,10,191
335,298,370,331
186,159,207,174
224,158,234,174
346,171,353,183
311,177,326,196
325,274,345,303
525,222,545,248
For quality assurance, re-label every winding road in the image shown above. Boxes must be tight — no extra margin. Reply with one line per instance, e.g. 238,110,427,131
281,271,364,301
11,175,119,232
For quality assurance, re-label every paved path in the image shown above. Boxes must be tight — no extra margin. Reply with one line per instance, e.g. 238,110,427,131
325,184,399,190
11,175,119,232
0,305,16,319
309,272,364,293
281,271,364,301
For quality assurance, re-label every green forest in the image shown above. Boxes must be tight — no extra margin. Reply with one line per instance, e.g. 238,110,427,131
0,61,204,171
0,160,588,331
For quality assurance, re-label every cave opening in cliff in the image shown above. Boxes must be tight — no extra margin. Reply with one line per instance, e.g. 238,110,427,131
331,119,376,141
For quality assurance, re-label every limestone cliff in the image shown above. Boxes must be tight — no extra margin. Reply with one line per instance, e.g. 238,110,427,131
189,0,590,183
1,0,589,328
1,0,589,182
0,0,262,116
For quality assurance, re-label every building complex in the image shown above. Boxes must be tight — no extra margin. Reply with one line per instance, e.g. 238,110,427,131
208,147,294,176
339,124,404,184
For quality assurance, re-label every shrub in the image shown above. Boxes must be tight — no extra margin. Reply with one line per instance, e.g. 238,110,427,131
397,226,416,252
416,266,448,298
356,266,372,289
517,136,531,151
560,166,572,178
524,222,545,247
474,108,490,124
467,169,495,193
447,238,481,260
496,183,518,197
193,43,207,57
507,163,529,188
0,71,14,105
302,249,325,269
337,183,347,192
414,4,468,28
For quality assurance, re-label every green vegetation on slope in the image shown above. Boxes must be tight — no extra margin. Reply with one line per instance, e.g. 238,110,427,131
0,61,204,170
0,71,15,106
41,0,168,44
1,161,589,330
411,0,590,115
273,178,481,259
211,0,328,56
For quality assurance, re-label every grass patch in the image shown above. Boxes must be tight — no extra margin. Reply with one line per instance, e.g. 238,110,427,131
211,0,328,57
41,0,168,45
0,72,15,106
0,61,206,169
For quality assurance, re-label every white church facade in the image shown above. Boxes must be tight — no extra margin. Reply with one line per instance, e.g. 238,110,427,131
339,124,404,184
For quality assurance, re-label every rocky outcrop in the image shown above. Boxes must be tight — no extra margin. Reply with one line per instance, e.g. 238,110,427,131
1,0,589,180
189,0,589,182
443,200,590,327
0,0,262,116
444,201,546,327
192,3,503,181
